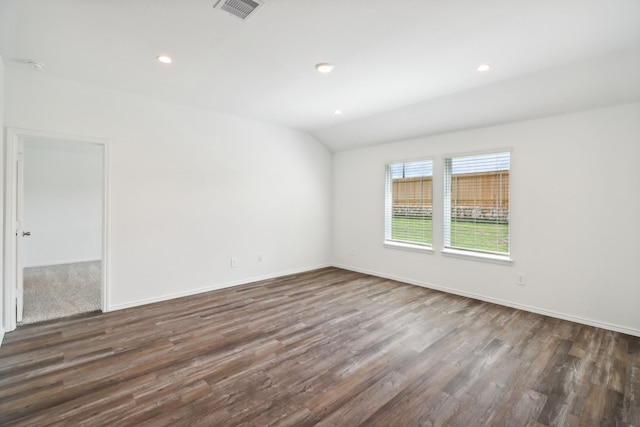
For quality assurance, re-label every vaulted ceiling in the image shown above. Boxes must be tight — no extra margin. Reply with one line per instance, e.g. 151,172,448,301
1,0,639,150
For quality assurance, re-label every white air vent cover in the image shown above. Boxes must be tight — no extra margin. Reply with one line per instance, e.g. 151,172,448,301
214,0,264,20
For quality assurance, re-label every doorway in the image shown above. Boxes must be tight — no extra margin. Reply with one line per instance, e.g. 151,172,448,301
3,128,109,331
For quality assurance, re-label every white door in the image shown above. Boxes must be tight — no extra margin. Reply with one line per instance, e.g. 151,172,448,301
15,140,26,322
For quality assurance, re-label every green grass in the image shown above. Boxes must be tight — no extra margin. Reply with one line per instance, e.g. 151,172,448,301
391,217,433,246
392,216,509,254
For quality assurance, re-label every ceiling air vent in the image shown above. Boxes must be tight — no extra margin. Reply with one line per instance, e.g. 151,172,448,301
213,0,264,20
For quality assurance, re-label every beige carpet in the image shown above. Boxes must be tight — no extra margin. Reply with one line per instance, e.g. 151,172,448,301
20,260,102,325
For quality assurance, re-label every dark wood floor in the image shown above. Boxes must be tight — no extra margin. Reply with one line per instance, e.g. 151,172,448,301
0,267,638,426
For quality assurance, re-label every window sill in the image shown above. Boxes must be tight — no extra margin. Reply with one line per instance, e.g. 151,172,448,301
383,241,434,254
441,248,513,265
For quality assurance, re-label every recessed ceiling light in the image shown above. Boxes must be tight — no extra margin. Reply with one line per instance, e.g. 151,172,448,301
315,63,334,73
476,63,491,72
157,55,173,64
26,60,44,70
334,110,343,115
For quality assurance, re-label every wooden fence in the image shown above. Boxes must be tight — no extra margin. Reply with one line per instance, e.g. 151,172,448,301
450,170,509,209
393,177,433,206
393,170,509,221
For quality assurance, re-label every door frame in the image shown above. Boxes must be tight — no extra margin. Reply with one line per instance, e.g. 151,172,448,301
3,127,110,331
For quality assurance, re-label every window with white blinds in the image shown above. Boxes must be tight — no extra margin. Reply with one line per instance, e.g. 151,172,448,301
443,152,510,255
385,160,433,247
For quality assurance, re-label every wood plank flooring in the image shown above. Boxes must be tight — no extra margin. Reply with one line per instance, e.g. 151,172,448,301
1,267,639,426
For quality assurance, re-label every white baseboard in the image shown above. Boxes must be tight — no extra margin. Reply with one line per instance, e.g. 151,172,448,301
25,259,102,269
108,264,331,312
332,263,640,338
0,327,5,348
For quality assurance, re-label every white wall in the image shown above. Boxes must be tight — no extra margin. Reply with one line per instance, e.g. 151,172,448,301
0,54,5,339
5,63,637,338
23,138,103,267
4,66,332,309
332,103,640,335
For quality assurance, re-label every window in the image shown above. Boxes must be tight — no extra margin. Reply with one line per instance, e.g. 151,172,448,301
385,160,433,248
444,152,510,256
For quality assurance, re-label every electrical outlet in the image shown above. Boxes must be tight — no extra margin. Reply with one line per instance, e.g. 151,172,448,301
517,273,526,286
258,254,263,262
230,257,238,268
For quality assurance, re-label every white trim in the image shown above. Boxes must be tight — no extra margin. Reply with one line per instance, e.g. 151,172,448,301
0,121,4,338
442,146,513,160
108,264,331,311
383,241,434,254
384,155,435,169
3,130,18,331
332,263,640,338
441,248,513,265
2,128,110,331
102,138,111,313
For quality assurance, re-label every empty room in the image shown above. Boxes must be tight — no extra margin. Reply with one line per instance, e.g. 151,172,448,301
1,1,639,426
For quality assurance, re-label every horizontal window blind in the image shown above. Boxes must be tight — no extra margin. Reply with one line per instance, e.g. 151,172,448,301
444,152,510,255
385,160,433,246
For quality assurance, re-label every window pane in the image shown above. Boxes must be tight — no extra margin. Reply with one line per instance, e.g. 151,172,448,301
385,160,433,246
444,152,510,255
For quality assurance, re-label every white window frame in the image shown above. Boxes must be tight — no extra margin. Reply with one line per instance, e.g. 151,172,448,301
442,150,513,265
384,158,434,254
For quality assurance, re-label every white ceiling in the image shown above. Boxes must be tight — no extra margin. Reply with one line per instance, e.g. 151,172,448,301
1,0,639,151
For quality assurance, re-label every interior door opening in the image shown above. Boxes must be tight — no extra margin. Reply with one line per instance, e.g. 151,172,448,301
3,129,109,331
20,137,104,324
